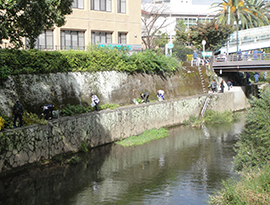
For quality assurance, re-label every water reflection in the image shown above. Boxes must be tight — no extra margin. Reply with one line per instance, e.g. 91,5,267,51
0,117,245,205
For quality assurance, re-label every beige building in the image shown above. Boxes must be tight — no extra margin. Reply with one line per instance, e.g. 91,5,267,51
3,0,142,51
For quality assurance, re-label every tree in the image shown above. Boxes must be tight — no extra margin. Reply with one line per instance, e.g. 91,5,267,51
141,3,171,49
175,21,234,51
211,0,270,29
0,0,73,49
172,20,193,61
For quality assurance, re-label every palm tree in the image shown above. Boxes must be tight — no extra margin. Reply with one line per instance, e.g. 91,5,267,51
247,0,270,27
211,0,270,29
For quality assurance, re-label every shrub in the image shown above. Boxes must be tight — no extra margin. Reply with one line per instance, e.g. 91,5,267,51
99,103,119,110
0,117,5,131
209,164,270,205
23,111,47,126
61,104,91,116
80,141,89,152
0,47,182,77
234,87,270,171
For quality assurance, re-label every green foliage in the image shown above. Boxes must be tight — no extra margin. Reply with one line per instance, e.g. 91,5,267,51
53,154,79,165
61,104,91,116
0,0,73,48
204,110,239,124
115,127,169,147
99,103,119,110
211,0,270,29
234,87,270,171
173,41,194,61
184,115,204,128
0,65,11,83
175,22,234,51
183,111,239,127
23,111,47,126
65,156,79,164
154,32,169,49
80,141,89,152
0,117,4,131
61,103,120,116
209,164,270,204
0,114,13,129
0,47,181,76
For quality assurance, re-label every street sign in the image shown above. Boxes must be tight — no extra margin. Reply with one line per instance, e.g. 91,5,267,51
167,42,174,49
202,51,212,57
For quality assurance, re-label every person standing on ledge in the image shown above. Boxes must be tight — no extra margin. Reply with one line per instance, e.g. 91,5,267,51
91,94,100,111
13,100,23,128
157,90,165,101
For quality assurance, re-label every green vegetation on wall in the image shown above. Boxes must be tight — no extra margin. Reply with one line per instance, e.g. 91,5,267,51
0,47,181,83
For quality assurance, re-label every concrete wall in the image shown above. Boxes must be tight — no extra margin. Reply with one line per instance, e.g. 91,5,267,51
0,68,207,115
0,90,250,173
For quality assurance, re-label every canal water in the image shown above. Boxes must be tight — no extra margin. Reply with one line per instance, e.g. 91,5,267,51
0,117,245,205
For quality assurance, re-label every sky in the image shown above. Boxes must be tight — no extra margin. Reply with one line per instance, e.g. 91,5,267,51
193,0,222,5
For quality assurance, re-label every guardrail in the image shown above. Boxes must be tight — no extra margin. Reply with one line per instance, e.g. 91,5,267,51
214,53,270,62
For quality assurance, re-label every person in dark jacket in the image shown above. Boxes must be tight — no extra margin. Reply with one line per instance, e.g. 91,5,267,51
41,104,54,120
13,100,23,128
140,92,149,103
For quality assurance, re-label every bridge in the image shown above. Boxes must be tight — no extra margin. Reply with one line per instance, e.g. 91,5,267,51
213,53,270,73
219,25,270,54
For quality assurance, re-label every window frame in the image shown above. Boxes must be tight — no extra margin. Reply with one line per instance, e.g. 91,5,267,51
34,29,54,50
118,32,127,44
71,0,84,9
61,30,85,50
91,0,112,12
117,0,126,13
91,31,113,44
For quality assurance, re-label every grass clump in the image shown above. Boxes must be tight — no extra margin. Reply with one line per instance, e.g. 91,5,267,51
115,127,169,147
204,110,239,124
183,110,239,127
209,164,270,205
61,103,120,116
80,141,89,152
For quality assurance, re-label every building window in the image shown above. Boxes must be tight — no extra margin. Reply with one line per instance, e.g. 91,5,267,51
91,31,112,44
61,30,85,50
34,30,53,49
72,0,84,9
91,0,112,12
118,0,126,13
118,33,127,44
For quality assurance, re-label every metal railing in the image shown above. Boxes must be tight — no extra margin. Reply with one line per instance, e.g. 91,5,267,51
214,53,270,62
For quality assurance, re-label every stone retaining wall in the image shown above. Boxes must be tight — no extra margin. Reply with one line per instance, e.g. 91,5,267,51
0,89,250,173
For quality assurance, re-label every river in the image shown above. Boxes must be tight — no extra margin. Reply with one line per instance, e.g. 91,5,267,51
0,117,245,205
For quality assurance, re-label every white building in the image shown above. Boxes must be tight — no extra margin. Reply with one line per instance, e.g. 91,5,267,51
142,0,217,38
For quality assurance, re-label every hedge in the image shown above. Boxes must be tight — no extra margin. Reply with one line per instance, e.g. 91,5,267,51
0,47,181,81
